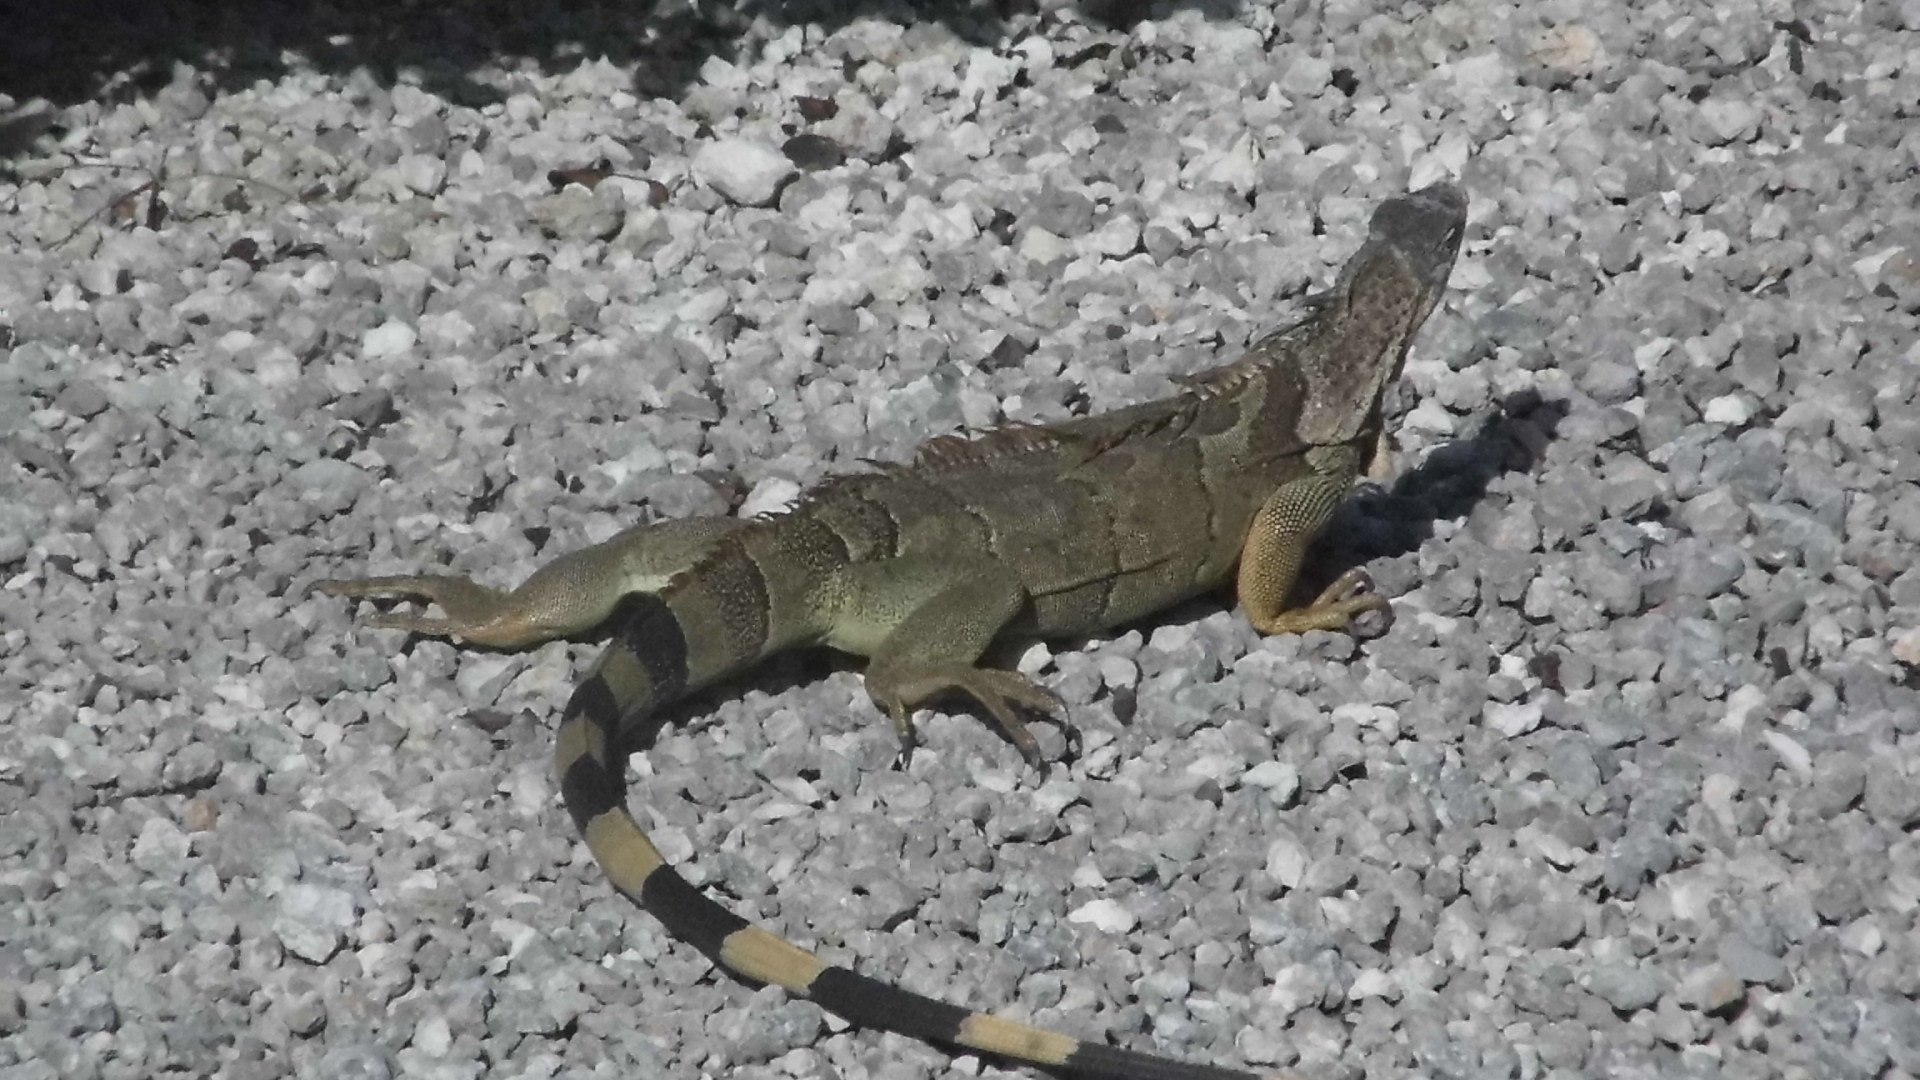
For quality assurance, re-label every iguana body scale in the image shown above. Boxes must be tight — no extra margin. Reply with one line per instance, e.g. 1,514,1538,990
321,184,1468,1080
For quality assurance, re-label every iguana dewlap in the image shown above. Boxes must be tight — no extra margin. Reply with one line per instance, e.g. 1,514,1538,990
320,183,1467,1080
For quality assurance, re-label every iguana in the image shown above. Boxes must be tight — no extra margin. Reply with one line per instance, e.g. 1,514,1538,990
319,183,1468,1080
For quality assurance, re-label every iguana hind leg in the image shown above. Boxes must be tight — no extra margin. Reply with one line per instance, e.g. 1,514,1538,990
871,661,1066,769
837,564,1063,768
318,516,748,649
1236,473,1393,635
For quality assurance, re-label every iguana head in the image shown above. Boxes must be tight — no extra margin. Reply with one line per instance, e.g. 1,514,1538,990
1293,182,1467,446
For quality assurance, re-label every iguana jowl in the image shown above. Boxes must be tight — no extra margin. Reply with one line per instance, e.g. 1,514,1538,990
320,183,1467,1080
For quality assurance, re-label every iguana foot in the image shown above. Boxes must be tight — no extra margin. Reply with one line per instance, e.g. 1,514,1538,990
866,663,1066,771
316,574,545,648
1247,567,1394,635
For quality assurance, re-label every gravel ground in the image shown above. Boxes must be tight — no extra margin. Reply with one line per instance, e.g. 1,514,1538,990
4,2,1919,1079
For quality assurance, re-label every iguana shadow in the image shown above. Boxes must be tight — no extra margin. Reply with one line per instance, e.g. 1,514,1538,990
1324,387,1569,573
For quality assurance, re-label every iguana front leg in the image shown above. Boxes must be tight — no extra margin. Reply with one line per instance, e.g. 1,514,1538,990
317,516,748,648
835,564,1064,768
1235,472,1392,635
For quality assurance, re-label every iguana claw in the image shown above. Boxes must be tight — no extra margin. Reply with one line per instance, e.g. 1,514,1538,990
869,663,1066,771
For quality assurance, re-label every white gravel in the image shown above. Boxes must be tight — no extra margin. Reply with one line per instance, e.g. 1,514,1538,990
4,3,1919,1080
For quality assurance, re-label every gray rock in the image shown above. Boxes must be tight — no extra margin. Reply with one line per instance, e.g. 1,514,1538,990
1587,963,1663,1012
274,884,358,964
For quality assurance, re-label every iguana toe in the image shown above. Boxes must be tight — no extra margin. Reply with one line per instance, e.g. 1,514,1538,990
865,663,1067,769
882,703,922,770
1248,567,1394,635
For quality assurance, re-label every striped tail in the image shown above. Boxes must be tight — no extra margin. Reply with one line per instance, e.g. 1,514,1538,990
554,593,1305,1080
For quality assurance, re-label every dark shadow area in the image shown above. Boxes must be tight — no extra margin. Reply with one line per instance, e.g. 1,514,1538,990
3,0,1257,120
1324,389,1570,572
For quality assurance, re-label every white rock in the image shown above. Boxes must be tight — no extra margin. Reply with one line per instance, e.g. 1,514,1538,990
275,883,357,963
693,138,794,207
1348,968,1396,1000
1019,226,1073,264
81,256,124,295
1242,760,1300,801
1262,963,1327,1015
130,817,189,872
1083,215,1141,259
962,50,1022,101
650,825,694,865
1527,26,1604,78
413,1013,453,1056
1486,700,1542,737
741,477,803,518
1146,622,1196,653
1185,755,1239,782
800,274,872,307
1702,394,1753,425
395,153,447,195
1720,683,1767,731
1763,730,1812,776
1892,627,1920,667
1839,919,1883,956
1521,825,1581,868
948,121,991,159
1204,132,1261,195
1698,98,1758,144
1854,245,1903,281
289,457,367,515
1067,898,1137,934
698,55,750,91
1448,52,1514,94
676,287,731,326
1402,397,1457,436
1280,55,1333,97
1700,772,1741,830
362,319,417,358
454,654,519,704
1016,641,1053,675
1097,655,1139,690
1264,831,1309,889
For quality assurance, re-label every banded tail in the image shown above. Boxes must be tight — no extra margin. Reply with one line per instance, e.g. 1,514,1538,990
554,587,1306,1080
